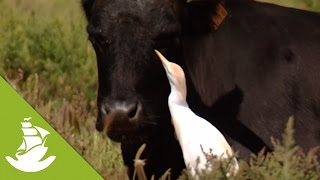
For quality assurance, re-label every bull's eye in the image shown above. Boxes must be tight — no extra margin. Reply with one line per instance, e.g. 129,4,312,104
88,35,96,44
88,35,111,47
102,39,111,45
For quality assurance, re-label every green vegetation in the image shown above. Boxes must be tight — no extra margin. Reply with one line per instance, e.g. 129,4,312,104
0,0,122,177
178,118,320,179
0,0,319,179
259,0,320,12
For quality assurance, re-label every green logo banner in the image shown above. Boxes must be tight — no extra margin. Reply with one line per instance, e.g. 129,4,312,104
0,76,102,179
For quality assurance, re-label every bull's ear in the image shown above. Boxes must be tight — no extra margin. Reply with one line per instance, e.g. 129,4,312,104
182,0,227,34
82,0,95,20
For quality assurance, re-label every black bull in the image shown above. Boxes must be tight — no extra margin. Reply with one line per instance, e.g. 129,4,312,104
82,0,320,178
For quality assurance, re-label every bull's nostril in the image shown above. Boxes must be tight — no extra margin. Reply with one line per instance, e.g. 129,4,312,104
103,104,111,115
103,100,141,121
128,102,138,119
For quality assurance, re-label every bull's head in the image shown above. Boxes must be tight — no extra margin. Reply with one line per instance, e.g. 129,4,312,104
82,0,221,142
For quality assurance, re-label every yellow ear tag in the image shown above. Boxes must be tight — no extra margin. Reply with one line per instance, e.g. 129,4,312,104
212,3,228,30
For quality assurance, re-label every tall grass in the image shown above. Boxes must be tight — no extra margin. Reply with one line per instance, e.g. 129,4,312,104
0,0,319,179
0,0,123,177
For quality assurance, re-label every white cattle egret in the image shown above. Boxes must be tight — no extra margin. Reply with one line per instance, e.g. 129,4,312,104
154,50,239,178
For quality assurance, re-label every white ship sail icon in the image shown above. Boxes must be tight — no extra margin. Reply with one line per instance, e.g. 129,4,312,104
6,117,56,172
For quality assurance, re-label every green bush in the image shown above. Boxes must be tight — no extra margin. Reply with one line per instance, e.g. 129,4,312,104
129,118,320,180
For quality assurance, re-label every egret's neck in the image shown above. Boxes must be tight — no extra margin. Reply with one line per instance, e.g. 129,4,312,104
168,86,188,108
168,87,189,143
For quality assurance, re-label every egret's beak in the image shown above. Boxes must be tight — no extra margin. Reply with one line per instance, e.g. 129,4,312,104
154,50,169,66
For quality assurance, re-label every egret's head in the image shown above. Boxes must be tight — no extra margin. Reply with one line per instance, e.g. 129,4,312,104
155,50,187,99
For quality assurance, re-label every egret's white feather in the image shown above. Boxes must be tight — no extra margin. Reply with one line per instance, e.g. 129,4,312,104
155,50,239,178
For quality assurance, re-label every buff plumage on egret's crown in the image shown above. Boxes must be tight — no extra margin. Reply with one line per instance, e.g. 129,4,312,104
155,50,239,178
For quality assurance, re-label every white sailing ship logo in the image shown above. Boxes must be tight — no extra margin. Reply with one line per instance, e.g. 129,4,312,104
6,117,56,172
